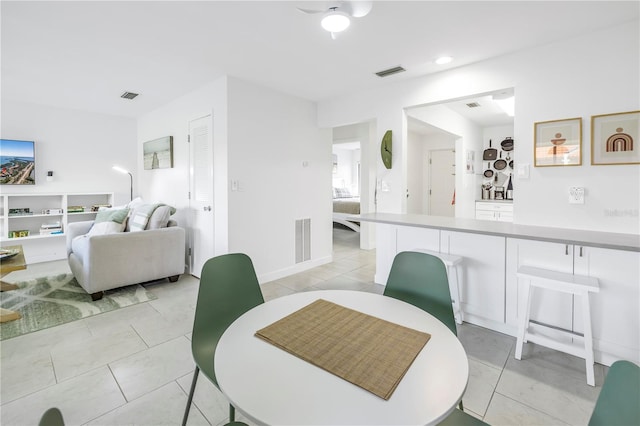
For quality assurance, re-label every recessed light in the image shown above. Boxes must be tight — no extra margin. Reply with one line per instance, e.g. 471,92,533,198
435,56,453,65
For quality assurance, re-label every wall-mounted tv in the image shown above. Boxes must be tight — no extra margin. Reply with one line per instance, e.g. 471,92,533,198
0,139,36,185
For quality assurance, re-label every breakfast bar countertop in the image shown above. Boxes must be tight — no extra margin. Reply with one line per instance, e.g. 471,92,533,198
352,213,640,252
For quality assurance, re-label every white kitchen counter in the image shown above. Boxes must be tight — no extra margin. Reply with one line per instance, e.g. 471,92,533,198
353,212,639,365
353,213,640,252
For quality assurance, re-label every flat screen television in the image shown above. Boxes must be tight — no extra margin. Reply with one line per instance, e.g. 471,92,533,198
0,139,36,185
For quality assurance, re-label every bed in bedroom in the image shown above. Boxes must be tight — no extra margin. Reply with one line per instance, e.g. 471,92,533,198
333,188,361,232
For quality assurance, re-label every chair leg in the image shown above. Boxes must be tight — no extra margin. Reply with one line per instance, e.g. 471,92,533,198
182,367,200,426
230,404,235,422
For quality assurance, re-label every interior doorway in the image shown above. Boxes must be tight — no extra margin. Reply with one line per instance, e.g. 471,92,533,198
428,149,456,216
331,121,375,250
407,117,457,216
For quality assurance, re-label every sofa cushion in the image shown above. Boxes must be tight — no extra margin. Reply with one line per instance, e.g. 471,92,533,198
88,207,129,236
147,205,172,229
94,207,130,224
88,220,126,236
129,204,176,232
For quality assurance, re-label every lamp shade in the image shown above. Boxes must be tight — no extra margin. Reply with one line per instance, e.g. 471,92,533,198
112,165,130,174
321,10,350,33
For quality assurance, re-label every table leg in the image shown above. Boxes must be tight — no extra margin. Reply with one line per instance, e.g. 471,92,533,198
0,307,21,323
1,280,19,291
1,279,21,323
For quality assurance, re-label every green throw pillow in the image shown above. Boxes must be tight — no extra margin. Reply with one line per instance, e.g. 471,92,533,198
94,208,130,224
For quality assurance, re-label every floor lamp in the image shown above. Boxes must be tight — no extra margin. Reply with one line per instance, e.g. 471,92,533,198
112,165,133,201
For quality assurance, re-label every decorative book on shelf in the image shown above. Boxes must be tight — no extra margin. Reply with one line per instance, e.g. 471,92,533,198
67,206,85,213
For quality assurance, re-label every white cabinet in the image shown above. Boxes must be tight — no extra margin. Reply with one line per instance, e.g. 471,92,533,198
475,201,513,222
574,246,639,364
442,231,506,324
396,225,439,253
506,238,640,364
374,224,440,285
1,192,113,263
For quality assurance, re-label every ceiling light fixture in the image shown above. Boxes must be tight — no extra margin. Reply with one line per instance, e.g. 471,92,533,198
321,8,350,33
435,56,453,65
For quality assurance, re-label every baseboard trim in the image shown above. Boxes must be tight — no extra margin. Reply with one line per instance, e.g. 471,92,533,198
258,255,333,284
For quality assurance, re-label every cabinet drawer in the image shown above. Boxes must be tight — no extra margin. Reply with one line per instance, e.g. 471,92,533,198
476,202,513,212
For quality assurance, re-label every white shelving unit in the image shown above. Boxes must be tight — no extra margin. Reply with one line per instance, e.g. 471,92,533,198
0,192,113,263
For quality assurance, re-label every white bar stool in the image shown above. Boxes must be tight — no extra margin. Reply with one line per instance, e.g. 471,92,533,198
515,265,600,386
412,249,464,324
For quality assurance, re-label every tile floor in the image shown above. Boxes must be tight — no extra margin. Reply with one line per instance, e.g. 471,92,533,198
0,228,605,425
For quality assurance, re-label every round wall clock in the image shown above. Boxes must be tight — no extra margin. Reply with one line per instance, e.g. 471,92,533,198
381,130,392,169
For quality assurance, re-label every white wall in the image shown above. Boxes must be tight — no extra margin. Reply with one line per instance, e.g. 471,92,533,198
137,77,229,257
318,21,639,234
226,77,332,281
1,100,137,204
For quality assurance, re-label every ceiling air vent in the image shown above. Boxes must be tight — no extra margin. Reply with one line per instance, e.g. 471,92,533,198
375,66,406,78
120,91,139,100
466,102,481,108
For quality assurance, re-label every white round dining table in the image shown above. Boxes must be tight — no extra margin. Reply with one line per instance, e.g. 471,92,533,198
215,290,469,426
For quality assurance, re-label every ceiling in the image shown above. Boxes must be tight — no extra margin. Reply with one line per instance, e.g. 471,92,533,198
2,1,637,119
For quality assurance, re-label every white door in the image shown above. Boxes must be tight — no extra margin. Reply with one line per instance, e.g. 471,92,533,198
189,115,214,278
429,149,455,217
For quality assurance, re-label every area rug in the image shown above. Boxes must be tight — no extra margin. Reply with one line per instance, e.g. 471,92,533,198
0,273,157,340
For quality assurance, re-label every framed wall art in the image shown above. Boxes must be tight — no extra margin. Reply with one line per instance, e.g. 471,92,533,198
143,136,173,170
591,110,639,165
534,118,582,167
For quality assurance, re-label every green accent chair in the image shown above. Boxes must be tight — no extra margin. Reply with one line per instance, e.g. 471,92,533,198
39,408,65,426
438,408,488,425
182,253,265,426
588,360,640,426
384,251,458,336
385,250,462,410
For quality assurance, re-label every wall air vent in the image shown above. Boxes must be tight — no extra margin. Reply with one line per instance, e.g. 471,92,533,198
295,218,311,263
120,91,139,100
375,66,406,78
466,102,481,108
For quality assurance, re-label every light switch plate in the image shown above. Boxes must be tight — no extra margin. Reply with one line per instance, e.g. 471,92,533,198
569,187,585,204
517,164,530,179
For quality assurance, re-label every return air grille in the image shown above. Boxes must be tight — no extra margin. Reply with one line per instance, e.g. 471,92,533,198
295,218,311,263
120,91,139,100
375,66,406,77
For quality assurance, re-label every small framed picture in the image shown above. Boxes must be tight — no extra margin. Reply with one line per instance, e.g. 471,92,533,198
143,136,173,170
534,118,582,167
591,110,640,165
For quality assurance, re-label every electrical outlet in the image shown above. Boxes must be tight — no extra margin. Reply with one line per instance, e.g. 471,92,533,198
569,187,585,204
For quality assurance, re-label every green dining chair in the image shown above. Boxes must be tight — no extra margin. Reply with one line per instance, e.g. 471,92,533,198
38,408,65,426
385,250,462,410
384,251,457,335
588,359,640,426
438,408,488,425
182,253,265,426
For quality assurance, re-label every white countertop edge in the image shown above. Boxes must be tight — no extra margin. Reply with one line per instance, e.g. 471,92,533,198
351,213,640,252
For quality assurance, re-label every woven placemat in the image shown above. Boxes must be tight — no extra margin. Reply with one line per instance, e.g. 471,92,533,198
255,299,431,400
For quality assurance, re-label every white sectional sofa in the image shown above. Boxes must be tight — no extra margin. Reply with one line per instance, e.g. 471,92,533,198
66,203,186,300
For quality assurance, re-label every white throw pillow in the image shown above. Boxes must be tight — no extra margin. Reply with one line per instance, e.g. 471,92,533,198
87,220,126,236
146,205,172,229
